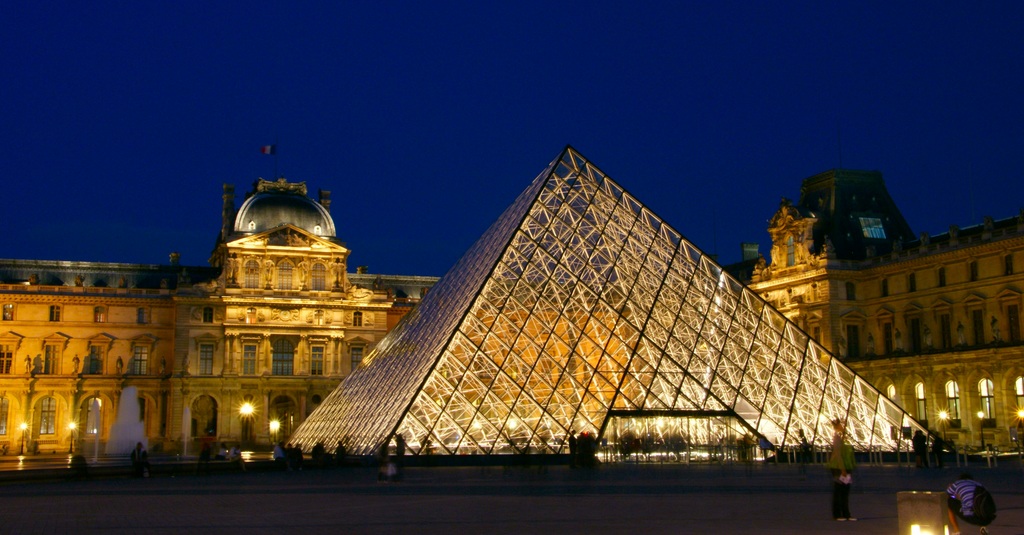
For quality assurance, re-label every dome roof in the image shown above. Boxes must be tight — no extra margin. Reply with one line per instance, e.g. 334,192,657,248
233,179,337,238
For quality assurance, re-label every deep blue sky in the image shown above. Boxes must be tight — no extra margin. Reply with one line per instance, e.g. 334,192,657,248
3,2,1023,277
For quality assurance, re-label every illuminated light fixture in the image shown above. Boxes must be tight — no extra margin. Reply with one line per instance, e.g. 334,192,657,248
19,422,27,431
269,420,281,433
68,422,77,430
239,402,254,417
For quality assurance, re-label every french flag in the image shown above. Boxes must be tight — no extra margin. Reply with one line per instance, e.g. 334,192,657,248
260,145,276,155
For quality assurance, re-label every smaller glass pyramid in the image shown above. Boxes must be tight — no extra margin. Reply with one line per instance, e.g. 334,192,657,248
291,146,925,457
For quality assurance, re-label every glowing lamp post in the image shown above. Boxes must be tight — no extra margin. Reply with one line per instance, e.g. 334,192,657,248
937,411,948,441
239,402,254,446
269,419,281,443
976,411,986,451
1016,409,1024,456
68,421,78,453
18,422,28,455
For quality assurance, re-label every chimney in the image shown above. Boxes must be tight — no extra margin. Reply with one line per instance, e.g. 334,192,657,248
222,184,235,239
319,189,331,214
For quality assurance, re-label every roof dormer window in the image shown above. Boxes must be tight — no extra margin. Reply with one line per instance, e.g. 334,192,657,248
248,221,256,230
314,225,322,235
859,217,886,239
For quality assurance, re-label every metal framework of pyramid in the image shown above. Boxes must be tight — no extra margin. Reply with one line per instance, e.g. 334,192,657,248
291,146,924,456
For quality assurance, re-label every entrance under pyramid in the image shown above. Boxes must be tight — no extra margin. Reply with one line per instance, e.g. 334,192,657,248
291,146,925,458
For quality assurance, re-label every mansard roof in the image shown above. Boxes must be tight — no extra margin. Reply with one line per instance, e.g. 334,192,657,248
796,169,915,260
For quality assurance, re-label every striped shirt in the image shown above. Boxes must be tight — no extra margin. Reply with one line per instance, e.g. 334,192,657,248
947,479,978,515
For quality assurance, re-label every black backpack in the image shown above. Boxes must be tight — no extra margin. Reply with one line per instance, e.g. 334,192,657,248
973,485,997,523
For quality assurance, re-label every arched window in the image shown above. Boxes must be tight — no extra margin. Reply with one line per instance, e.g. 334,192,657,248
886,384,896,400
244,260,260,289
1015,376,1024,410
945,380,961,423
352,311,363,327
915,383,927,425
272,339,294,376
0,397,8,435
310,263,327,291
84,397,102,435
39,397,56,435
277,260,293,290
979,378,994,420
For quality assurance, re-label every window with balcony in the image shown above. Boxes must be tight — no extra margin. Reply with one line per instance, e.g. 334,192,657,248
131,345,148,375
272,339,294,376
199,343,214,375
244,260,261,289
277,260,294,290
242,344,257,375
39,397,56,435
311,263,327,291
310,346,324,376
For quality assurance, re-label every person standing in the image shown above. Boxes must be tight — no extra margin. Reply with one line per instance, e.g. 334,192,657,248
828,420,856,521
931,434,945,468
913,430,928,468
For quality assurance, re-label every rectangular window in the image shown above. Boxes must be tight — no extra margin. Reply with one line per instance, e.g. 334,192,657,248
86,345,101,374
46,345,62,374
938,267,946,287
39,398,56,435
131,346,148,375
845,325,859,358
0,345,12,374
311,264,326,291
310,346,324,376
940,314,952,349
199,343,214,375
859,217,886,239
881,279,889,297
94,306,106,323
137,307,149,324
883,322,894,354
845,282,856,300
1006,254,1015,276
0,398,7,435
972,309,985,346
908,273,916,292
242,344,257,375
1009,305,1021,343
909,318,921,353
2,304,13,321
202,307,214,323
969,261,979,282
49,305,61,322
350,346,364,373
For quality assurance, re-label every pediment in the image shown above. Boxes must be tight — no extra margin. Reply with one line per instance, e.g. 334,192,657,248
227,225,348,254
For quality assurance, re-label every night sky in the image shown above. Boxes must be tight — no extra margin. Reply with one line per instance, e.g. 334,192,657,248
4,2,1023,277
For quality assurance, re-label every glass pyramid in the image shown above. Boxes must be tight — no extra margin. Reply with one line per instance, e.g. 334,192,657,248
291,146,924,456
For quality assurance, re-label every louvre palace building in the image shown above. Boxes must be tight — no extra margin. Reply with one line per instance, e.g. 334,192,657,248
0,178,438,454
1,153,1021,458
734,169,1024,451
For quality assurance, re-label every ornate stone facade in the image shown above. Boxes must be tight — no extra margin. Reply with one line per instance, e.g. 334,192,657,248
737,170,1024,451
0,178,438,453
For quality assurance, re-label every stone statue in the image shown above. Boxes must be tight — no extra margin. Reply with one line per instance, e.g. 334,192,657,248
837,335,848,358
867,334,876,355
991,316,1001,343
72,355,80,374
956,321,966,345
74,275,84,287
894,328,903,351
116,357,123,375
923,325,933,349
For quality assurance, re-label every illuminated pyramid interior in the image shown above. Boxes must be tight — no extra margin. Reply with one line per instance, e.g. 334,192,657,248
291,146,924,456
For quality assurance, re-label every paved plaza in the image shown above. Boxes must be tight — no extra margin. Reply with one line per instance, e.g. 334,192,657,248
0,460,1022,534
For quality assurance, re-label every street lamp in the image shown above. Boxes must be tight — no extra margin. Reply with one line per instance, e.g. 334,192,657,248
1016,409,1024,456
976,410,986,451
269,419,280,443
68,421,77,453
937,410,949,441
239,402,255,446
18,422,28,455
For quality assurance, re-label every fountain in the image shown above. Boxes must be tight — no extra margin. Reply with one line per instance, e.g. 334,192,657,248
105,386,148,455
